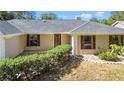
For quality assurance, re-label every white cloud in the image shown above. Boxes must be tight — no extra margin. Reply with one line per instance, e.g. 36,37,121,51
76,11,105,20
80,13,93,20
95,11,105,17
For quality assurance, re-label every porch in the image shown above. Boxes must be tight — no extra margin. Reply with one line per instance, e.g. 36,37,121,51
18,34,72,56
19,50,47,56
71,34,124,55
5,33,124,58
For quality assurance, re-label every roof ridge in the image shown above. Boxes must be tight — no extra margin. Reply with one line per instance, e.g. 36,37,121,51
69,21,89,33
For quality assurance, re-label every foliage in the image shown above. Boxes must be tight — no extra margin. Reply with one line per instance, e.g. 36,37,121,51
99,44,124,61
0,11,36,21
110,44,124,55
99,51,118,61
95,47,106,55
41,12,57,20
111,11,124,21
11,11,36,19
90,17,99,22
0,44,72,81
90,11,124,25
0,11,14,20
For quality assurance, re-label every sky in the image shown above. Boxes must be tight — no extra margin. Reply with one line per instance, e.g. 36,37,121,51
35,11,112,20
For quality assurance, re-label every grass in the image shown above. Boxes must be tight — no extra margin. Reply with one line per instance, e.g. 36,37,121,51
26,55,124,81
60,61,124,81
31,56,82,81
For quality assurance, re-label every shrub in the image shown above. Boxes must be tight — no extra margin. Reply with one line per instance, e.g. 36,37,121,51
95,47,107,55
110,44,124,55
99,51,118,61
0,44,72,81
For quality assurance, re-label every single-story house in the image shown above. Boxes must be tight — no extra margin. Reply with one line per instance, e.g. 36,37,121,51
0,19,124,59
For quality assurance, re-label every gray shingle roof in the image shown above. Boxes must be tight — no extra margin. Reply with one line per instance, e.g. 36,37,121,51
7,19,86,33
0,21,22,35
72,22,124,34
0,19,124,35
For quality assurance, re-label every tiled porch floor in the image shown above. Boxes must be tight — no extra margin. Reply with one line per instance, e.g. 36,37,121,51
19,50,47,56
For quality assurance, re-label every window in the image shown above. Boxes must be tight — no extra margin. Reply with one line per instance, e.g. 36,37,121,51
81,35,96,49
84,36,92,49
27,34,40,46
110,35,123,45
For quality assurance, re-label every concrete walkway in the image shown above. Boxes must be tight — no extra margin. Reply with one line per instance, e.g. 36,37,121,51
82,54,124,64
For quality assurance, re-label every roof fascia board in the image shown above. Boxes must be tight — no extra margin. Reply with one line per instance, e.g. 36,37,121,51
25,32,70,34
74,31,124,35
3,33,24,39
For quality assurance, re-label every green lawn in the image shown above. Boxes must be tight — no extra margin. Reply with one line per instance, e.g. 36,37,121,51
60,62,124,81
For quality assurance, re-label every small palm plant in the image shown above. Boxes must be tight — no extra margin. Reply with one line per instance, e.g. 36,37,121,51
110,44,124,55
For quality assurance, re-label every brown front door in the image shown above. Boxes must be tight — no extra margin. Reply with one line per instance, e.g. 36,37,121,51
54,34,61,47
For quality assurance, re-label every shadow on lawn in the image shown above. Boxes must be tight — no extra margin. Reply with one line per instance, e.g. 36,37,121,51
32,55,83,81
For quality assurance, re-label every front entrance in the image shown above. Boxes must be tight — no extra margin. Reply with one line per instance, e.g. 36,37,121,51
54,34,61,47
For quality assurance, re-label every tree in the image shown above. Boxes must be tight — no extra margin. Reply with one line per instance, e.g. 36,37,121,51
24,11,36,19
0,11,36,21
10,11,36,19
99,19,108,25
89,12,124,25
90,17,99,22
102,11,124,25
10,11,25,19
111,11,124,21
0,11,14,20
41,13,57,20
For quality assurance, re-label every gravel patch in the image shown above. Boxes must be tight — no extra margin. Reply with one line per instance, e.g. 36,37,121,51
82,55,124,64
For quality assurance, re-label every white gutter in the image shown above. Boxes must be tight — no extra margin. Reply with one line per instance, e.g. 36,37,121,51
25,32,70,34
3,33,24,39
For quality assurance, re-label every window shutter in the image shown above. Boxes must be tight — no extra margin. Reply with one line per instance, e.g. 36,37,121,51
93,35,96,49
81,36,84,49
121,35,123,45
109,35,112,45
27,35,30,46
37,35,40,46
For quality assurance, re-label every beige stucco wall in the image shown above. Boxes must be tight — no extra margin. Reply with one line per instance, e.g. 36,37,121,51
61,34,71,44
25,34,71,50
5,35,26,58
0,36,5,59
25,34,54,50
4,33,124,58
79,35,109,54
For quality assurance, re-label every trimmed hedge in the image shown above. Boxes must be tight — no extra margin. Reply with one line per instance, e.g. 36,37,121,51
0,44,72,81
